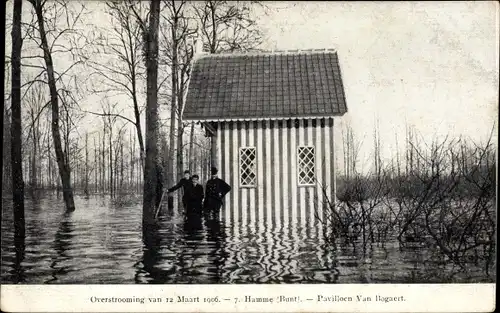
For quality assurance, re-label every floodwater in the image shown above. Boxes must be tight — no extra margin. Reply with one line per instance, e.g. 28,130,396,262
1,193,494,284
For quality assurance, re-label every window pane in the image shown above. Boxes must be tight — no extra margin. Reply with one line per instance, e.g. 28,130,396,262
240,147,257,187
298,146,315,185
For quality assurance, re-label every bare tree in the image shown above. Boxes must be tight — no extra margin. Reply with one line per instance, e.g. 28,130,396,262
157,0,198,206
24,81,46,194
140,0,161,225
86,1,147,165
26,0,90,211
10,0,25,240
193,1,264,53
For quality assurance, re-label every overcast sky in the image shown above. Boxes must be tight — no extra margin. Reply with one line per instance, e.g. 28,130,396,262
256,1,498,170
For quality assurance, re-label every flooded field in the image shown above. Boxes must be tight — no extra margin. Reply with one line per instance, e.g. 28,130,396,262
1,193,494,284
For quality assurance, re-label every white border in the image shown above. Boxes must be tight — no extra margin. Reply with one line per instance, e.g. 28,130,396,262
0,284,495,312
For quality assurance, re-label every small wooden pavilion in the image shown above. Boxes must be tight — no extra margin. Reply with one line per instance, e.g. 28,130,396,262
183,49,348,225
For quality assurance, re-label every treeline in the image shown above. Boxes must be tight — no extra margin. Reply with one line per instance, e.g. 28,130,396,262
2,98,212,197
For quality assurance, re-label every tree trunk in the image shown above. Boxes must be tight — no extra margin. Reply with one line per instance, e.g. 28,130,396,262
177,126,183,177
32,0,75,211
11,0,25,240
143,0,161,226
120,134,124,191
30,110,38,193
188,123,195,172
177,123,184,208
130,130,135,191
132,85,145,167
125,12,144,167
167,51,178,193
94,136,97,194
3,109,12,192
109,126,113,198
84,132,89,196
102,125,106,193
47,136,52,189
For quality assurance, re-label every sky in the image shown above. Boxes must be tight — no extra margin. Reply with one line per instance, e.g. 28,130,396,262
256,1,499,170
5,1,499,174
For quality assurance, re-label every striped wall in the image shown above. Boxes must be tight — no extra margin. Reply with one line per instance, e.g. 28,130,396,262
216,118,336,225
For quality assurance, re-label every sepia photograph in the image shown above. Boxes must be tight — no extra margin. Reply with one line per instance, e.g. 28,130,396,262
1,0,498,311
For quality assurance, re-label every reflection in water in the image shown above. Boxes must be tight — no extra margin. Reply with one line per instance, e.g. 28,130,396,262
47,212,74,283
179,214,203,282
204,215,226,283
0,194,496,284
11,234,26,283
140,221,176,284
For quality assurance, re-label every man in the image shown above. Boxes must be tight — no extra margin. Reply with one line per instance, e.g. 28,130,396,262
186,174,204,216
167,170,192,211
203,167,231,217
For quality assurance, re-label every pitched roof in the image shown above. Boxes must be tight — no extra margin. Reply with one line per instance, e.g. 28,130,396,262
182,49,348,122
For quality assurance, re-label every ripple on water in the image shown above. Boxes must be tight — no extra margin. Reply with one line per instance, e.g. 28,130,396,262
1,194,495,284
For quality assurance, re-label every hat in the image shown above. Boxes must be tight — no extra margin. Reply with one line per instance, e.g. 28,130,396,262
211,167,218,175
191,174,199,179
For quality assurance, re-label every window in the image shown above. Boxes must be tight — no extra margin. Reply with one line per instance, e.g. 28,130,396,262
297,146,316,185
240,147,256,187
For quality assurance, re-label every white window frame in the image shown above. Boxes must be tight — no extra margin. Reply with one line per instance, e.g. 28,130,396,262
297,145,316,186
239,146,257,188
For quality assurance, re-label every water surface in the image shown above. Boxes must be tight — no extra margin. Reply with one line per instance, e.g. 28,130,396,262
1,193,494,284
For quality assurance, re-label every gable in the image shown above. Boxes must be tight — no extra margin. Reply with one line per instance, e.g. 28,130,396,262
183,50,348,121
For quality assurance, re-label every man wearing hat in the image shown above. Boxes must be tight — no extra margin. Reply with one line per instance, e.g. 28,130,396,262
203,167,231,217
167,170,192,211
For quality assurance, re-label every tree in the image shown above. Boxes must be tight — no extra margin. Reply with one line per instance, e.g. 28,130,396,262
193,1,264,53
27,0,85,211
10,0,25,240
186,1,264,173
87,1,147,165
24,80,48,194
158,0,197,203
141,0,161,225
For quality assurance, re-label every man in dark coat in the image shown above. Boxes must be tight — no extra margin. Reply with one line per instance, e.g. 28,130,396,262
203,167,231,217
167,170,192,210
186,175,204,216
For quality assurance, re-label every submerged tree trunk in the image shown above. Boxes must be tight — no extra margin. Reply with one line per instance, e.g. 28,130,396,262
31,0,75,211
143,0,161,226
11,0,25,240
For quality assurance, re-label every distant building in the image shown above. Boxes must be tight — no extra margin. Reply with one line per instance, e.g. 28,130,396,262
183,49,348,224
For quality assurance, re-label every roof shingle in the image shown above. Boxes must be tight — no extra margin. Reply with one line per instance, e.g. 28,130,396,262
183,50,348,121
